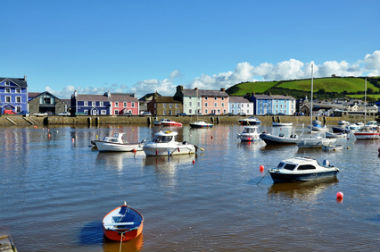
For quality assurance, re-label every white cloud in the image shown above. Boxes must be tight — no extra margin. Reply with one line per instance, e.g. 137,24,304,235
47,50,380,98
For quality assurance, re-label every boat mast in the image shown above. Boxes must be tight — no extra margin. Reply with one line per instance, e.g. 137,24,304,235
310,63,314,127
364,78,367,123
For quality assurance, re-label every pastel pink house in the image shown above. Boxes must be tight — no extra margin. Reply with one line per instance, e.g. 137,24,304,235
200,88,229,115
109,93,139,115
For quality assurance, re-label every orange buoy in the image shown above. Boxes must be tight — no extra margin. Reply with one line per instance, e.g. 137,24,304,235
259,165,264,172
48,133,51,139
336,192,344,202
72,137,75,143
132,149,137,153
192,160,195,164
211,136,213,139
33,125,38,129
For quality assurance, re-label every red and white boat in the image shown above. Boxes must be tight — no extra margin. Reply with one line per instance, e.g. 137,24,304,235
354,126,380,140
154,118,182,127
102,202,144,242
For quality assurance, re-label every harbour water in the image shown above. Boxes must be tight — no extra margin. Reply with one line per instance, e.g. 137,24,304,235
0,125,379,252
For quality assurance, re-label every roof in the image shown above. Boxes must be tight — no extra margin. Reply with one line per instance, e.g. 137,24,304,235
154,96,182,103
229,96,251,103
139,92,161,101
182,88,228,97
0,77,27,88
109,93,138,102
75,94,109,101
283,157,316,165
28,91,61,101
253,94,295,100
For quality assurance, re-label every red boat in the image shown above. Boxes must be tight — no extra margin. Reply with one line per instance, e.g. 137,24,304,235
102,202,144,242
154,119,182,127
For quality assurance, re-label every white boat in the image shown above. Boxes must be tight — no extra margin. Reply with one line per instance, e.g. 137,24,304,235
338,120,350,126
143,131,197,156
239,116,261,126
269,157,339,183
93,133,144,152
309,120,328,133
354,126,380,140
272,122,293,127
325,132,347,139
297,136,335,148
237,126,260,142
189,121,213,128
153,118,182,127
259,132,299,145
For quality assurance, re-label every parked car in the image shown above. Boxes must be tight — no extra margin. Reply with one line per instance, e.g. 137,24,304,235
58,112,70,116
176,113,187,116
140,111,152,116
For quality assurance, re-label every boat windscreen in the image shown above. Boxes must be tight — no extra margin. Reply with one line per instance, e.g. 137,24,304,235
277,162,285,168
154,136,173,143
283,164,296,170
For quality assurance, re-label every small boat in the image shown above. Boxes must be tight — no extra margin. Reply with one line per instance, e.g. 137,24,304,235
272,122,293,127
239,116,261,126
338,120,350,126
154,119,182,127
354,126,380,140
309,120,328,133
322,144,344,152
259,132,299,145
269,157,339,183
237,126,260,142
332,126,348,133
325,132,347,139
92,133,144,152
189,121,213,128
143,131,197,156
346,123,364,133
102,202,143,242
296,136,335,148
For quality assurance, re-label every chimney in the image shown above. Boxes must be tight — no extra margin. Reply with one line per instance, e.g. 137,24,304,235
194,87,198,91
106,91,111,97
24,75,27,81
74,90,78,98
176,85,184,93
220,88,225,92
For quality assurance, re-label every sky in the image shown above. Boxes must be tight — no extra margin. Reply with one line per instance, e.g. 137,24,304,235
1,0,379,98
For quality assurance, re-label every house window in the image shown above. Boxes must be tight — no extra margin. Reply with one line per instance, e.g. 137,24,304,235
163,104,166,108
163,110,166,115
214,97,217,100
222,103,224,107
169,104,172,109
197,102,200,106
205,103,208,107
217,109,220,114
44,97,51,104
16,106,21,113
232,104,234,108
16,96,21,103
16,88,21,93
5,88,10,93
189,109,192,114
222,97,224,100
175,104,178,108
189,102,192,106
223,109,226,114
205,97,208,100
84,101,88,106
115,102,119,107
5,96,11,102
101,110,107,115
214,103,217,107
99,101,103,106
132,102,135,108
124,102,127,107
84,109,88,114
205,109,208,114
115,110,119,115
5,81,10,86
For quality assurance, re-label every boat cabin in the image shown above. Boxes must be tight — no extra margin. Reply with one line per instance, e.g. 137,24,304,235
242,126,258,133
276,157,332,171
153,131,178,143
103,133,125,143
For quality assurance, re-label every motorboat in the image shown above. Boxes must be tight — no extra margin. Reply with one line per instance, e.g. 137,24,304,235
269,157,339,183
296,136,335,148
332,126,348,133
325,132,347,139
259,132,299,145
153,119,182,127
237,126,260,142
239,116,261,126
143,131,197,156
309,120,328,133
92,133,144,152
102,201,143,242
272,122,293,127
346,123,364,133
354,126,380,140
189,121,213,128
338,120,350,126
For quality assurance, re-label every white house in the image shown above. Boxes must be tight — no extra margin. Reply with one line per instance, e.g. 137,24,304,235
229,96,253,115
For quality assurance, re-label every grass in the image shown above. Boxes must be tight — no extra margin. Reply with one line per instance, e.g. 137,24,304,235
226,81,278,96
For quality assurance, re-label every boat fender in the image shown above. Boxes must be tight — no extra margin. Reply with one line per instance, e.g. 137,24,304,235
182,141,187,144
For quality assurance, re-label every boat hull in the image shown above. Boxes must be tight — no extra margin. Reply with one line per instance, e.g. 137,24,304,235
161,122,182,127
103,223,143,242
143,144,196,156
354,132,380,140
269,170,339,183
272,122,293,127
239,120,260,126
95,141,143,152
239,134,259,142
190,123,213,128
259,133,298,145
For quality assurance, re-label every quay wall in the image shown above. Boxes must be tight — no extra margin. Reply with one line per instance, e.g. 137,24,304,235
0,115,378,127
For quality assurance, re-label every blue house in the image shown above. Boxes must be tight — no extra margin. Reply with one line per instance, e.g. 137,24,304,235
249,94,296,115
71,91,111,115
0,76,28,115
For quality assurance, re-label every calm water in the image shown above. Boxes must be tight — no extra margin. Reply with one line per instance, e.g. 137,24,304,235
0,125,379,252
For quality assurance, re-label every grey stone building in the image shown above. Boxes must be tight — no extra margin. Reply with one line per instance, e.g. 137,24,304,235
28,91,68,115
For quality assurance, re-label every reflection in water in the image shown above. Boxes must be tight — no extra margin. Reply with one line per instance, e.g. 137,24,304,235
144,155,195,175
96,152,145,171
237,141,265,152
268,177,338,201
103,233,143,252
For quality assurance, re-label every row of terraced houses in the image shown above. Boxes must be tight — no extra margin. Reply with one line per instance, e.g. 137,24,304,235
1,76,298,116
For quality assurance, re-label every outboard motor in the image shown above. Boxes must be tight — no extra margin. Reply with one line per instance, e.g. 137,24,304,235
323,159,330,167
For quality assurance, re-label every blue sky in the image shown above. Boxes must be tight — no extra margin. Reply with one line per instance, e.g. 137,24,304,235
1,0,379,98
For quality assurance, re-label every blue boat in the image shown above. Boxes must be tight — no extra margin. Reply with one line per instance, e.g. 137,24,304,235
269,157,339,183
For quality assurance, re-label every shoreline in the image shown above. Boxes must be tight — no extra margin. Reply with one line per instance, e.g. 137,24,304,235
0,115,377,127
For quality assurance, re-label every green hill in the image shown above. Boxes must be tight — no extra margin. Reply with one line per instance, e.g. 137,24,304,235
226,76,380,101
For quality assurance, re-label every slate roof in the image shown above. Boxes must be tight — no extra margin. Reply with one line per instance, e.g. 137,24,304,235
229,96,251,103
109,93,138,102
0,77,27,88
75,94,110,101
154,96,182,103
28,91,62,101
182,89,228,97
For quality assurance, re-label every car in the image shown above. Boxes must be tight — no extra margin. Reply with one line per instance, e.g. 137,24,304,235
176,113,187,116
58,112,70,116
140,111,152,116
